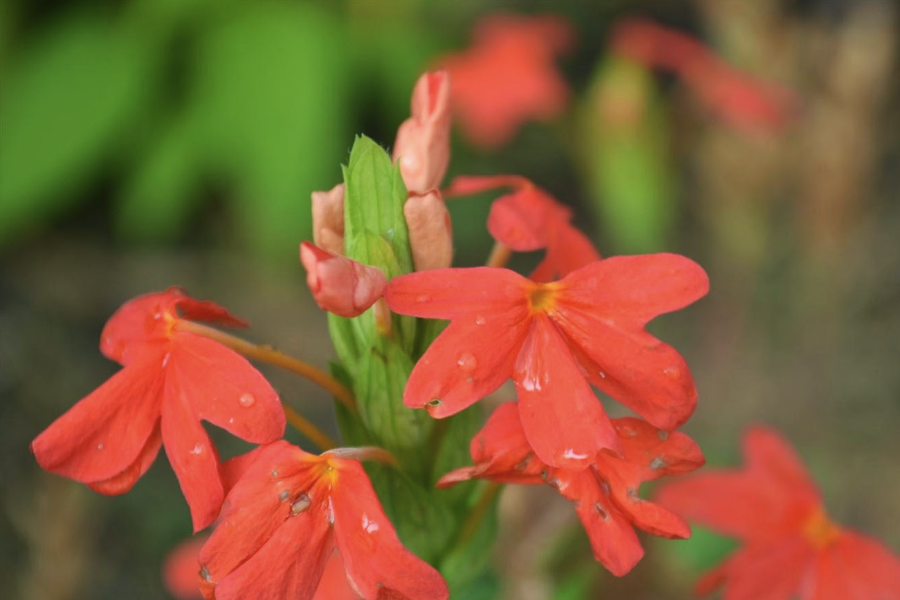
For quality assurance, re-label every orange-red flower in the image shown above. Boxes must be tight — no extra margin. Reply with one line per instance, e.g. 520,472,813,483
656,426,900,600
439,403,704,575
300,242,387,317
385,255,708,469
31,289,285,531
393,70,452,194
438,13,573,149
610,18,794,132
198,441,448,600
444,175,600,281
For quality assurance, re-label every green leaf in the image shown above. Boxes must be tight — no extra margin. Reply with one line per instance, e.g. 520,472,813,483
356,337,433,477
0,11,155,244
578,57,675,254
439,487,500,594
430,403,483,507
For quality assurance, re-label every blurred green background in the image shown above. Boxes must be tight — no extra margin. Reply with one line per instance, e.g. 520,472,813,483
1,0,898,598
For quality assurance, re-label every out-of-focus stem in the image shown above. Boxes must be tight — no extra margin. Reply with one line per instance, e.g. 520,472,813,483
283,405,337,451
175,320,357,413
486,241,512,269
452,482,501,551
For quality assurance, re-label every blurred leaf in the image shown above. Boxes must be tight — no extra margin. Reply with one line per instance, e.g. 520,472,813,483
431,403,482,506
579,57,675,254
188,2,350,260
662,524,738,573
439,488,500,595
0,11,155,244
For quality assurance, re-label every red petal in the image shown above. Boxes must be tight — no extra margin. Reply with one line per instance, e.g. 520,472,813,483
163,535,208,600
742,426,820,505
712,538,813,600
810,531,900,600
487,186,570,251
161,382,224,532
515,316,620,468
175,294,248,329
89,426,163,495
312,554,359,600
613,417,705,481
201,442,323,582
169,334,285,443
443,174,531,198
554,304,697,430
402,312,529,417
32,359,163,485
218,445,269,497
100,290,181,364
332,461,449,600
214,508,333,600
530,222,601,283
385,267,529,320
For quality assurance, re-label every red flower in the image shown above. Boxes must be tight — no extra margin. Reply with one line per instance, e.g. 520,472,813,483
438,13,573,149
163,536,208,600
385,255,708,469
444,174,600,281
300,242,387,317
197,441,448,600
610,18,794,132
439,403,704,576
31,289,286,531
656,426,900,600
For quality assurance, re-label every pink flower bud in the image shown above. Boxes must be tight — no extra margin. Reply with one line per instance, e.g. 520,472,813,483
404,190,453,271
311,183,345,255
299,242,386,318
393,71,451,194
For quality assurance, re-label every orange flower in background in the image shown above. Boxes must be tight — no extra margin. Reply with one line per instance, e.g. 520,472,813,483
439,403,705,576
31,289,286,531
610,18,794,132
163,536,208,600
198,441,448,600
656,426,900,600
385,254,708,469
438,13,573,149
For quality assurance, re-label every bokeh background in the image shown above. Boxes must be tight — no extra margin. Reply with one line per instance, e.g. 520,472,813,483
1,0,898,599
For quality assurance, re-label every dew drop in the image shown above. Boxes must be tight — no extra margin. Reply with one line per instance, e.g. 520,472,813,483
598,370,606,379
663,366,680,379
563,448,588,460
271,469,279,477
200,565,212,582
97,443,105,451
190,443,203,455
362,513,380,533
291,493,311,515
650,456,668,470
520,377,542,392
456,351,477,372
239,393,256,408
415,293,431,303
161,353,170,368
474,315,486,325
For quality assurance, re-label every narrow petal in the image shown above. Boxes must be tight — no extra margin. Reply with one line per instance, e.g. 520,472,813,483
743,426,821,505
810,531,900,600
404,191,454,271
530,222,601,283
161,384,225,531
214,509,333,600
333,461,449,600
515,316,620,468
715,538,813,600
554,305,697,430
174,295,249,329
169,334,285,443
403,311,528,417
393,70,451,194
557,254,710,327
311,183,345,256
443,174,531,198
385,267,529,320
89,426,163,495
32,359,163,485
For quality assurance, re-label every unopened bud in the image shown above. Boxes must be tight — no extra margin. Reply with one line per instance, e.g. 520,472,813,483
404,191,453,271
299,242,386,318
393,71,451,194
311,184,345,256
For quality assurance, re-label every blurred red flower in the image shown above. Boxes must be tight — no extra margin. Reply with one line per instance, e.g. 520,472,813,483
198,441,448,600
439,402,704,575
657,426,900,600
438,13,573,149
385,254,708,469
31,289,285,531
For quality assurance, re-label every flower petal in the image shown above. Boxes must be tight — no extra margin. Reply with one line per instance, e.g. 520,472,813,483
403,311,528,417
169,333,285,443
100,291,180,364
300,242,387,318
404,191,454,271
393,70,451,194
514,316,621,468
530,222,601,283
32,359,163,485
89,425,163,495
311,183,346,256
711,538,813,600
385,267,529,320
742,426,820,505
333,461,449,600
810,531,900,600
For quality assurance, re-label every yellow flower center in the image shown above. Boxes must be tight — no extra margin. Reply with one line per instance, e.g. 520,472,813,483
528,284,557,313
802,507,842,549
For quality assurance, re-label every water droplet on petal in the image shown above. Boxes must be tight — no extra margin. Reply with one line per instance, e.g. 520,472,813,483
97,443,104,451
456,351,477,372
362,513,380,533
563,448,588,460
271,469,279,477
161,353,170,368
598,370,606,379
291,493,311,515
279,490,290,501
200,566,212,582
190,443,203,455
650,456,668,470
520,376,542,392
474,315,486,325
663,366,680,379
415,293,431,303
239,393,256,407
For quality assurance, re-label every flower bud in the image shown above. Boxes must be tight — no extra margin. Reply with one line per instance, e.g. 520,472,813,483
393,71,451,194
311,183,345,255
299,242,386,317
404,190,453,271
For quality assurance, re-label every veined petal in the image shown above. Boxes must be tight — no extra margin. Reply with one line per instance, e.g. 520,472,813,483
515,316,620,468
385,267,529,320
161,383,224,532
32,359,164,485
403,311,528,417
169,333,285,443
810,531,900,600
713,538,813,600
333,461,449,600
213,508,333,600
556,254,709,328
554,304,697,430
89,426,163,495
